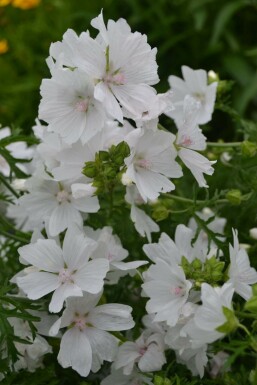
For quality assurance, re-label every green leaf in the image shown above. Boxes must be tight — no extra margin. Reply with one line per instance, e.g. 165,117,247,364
216,306,239,333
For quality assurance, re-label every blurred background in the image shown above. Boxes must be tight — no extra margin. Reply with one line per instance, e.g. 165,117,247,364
0,0,256,137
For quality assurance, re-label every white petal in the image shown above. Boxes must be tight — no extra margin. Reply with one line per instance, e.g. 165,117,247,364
74,259,109,293
18,239,63,272
86,328,118,372
58,328,92,377
49,283,83,313
138,343,166,372
48,202,82,236
17,272,59,300
88,304,134,331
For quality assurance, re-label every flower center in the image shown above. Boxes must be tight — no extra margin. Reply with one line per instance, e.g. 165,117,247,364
138,346,147,356
58,268,73,284
193,92,205,104
56,190,70,203
104,71,125,86
135,158,152,170
179,135,193,147
171,286,185,296
75,98,89,112
73,314,87,331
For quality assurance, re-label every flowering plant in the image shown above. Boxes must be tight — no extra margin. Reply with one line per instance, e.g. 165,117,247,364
1,11,257,385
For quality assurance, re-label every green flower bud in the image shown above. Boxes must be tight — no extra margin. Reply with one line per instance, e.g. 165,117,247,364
192,258,202,271
83,162,96,178
152,206,169,221
226,189,242,205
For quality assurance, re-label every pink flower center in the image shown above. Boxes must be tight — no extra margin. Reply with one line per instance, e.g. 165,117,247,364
56,190,70,203
135,158,152,170
107,252,114,261
180,135,193,147
75,99,89,112
104,72,125,86
73,314,87,331
58,268,73,284
139,346,147,356
171,286,185,296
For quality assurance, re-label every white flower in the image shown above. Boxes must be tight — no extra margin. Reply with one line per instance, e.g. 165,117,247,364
178,148,215,188
114,331,166,375
50,12,158,122
85,226,148,284
188,208,226,250
209,351,229,378
227,229,257,300
16,225,109,313
142,259,192,326
175,96,216,188
176,345,208,378
18,176,99,236
143,224,214,267
51,121,131,183
182,283,234,348
49,292,134,377
166,66,217,125
39,68,106,144
123,128,182,202
8,317,52,373
125,185,159,242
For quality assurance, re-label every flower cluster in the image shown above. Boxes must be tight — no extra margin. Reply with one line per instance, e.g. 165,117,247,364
3,11,257,384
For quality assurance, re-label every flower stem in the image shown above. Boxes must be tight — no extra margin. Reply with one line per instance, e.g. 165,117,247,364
207,142,242,148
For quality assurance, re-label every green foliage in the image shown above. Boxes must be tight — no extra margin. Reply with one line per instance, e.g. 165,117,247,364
83,141,130,193
181,255,225,287
216,307,239,334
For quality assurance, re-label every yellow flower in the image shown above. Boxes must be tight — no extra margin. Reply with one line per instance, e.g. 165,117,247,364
0,0,12,6
12,0,41,9
0,39,8,54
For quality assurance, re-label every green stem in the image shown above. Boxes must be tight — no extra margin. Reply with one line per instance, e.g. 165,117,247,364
0,229,29,244
236,311,257,319
111,331,127,343
0,173,19,198
238,323,251,337
164,193,228,205
207,142,242,148
157,123,169,132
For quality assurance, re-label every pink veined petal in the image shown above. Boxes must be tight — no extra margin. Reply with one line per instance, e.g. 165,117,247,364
17,272,59,300
58,328,92,377
73,259,109,293
18,239,64,272
49,283,83,313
